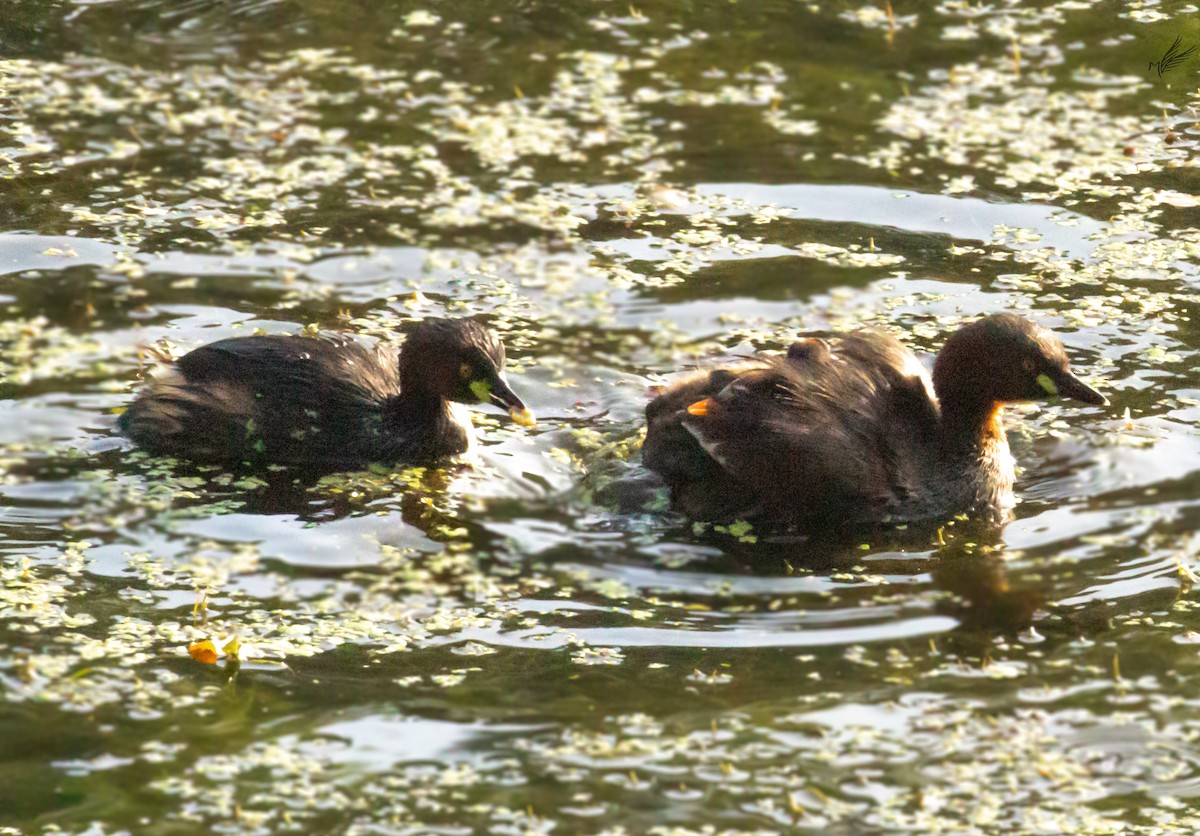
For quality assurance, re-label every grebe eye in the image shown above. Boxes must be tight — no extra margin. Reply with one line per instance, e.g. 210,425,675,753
459,363,472,378
1022,358,1036,374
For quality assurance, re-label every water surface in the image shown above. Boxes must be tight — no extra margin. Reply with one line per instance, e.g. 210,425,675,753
4,1,1200,832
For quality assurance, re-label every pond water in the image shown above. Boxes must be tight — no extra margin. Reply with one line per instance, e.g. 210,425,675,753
4,0,1200,832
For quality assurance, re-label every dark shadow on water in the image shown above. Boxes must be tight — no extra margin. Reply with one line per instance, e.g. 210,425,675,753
590,462,1050,636
10,444,476,531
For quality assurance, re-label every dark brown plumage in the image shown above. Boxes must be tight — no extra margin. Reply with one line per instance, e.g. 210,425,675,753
119,318,534,469
643,314,1106,529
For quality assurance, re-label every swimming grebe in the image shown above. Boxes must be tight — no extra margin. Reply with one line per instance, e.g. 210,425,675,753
119,318,535,469
642,313,1106,529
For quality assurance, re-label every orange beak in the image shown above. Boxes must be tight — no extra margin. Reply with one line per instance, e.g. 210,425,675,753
686,398,712,417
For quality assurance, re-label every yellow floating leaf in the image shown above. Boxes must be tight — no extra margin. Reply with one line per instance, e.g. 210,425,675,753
188,640,219,665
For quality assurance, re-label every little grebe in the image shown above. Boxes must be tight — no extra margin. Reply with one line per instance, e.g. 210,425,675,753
642,313,1106,529
119,318,535,469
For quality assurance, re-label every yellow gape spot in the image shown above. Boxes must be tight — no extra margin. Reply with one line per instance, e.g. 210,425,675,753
1036,373,1058,396
470,380,492,402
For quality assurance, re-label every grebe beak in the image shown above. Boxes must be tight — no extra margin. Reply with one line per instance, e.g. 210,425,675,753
1048,368,1107,406
489,373,537,427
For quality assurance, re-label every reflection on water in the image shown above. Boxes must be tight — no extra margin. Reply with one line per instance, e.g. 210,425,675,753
4,0,1200,831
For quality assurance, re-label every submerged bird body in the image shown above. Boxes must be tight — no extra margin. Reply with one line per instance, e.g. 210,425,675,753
120,318,533,469
643,315,1106,529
